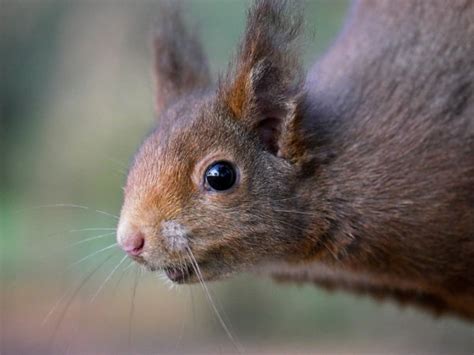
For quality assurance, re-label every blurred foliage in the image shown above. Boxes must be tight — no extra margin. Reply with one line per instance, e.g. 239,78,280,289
1,1,473,354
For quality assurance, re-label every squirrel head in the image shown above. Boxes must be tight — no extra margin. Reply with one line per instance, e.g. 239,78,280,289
118,0,312,283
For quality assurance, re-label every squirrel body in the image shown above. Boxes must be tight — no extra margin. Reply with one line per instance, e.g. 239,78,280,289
117,0,474,319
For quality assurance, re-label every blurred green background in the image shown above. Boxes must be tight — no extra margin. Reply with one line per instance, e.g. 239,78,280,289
1,1,473,354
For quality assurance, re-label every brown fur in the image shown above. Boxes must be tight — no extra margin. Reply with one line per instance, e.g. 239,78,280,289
118,0,474,320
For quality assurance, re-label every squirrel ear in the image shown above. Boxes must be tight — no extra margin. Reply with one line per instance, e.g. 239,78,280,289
154,2,210,114
219,0,305,159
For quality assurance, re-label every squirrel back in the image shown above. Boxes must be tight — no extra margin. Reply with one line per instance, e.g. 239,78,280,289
278,0,474,317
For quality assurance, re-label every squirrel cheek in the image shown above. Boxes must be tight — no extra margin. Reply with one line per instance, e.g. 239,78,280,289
161,220,189,252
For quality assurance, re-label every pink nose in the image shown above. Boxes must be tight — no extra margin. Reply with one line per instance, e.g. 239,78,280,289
120,232,145,256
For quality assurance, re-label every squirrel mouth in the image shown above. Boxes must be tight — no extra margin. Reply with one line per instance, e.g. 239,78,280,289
164,264,195,283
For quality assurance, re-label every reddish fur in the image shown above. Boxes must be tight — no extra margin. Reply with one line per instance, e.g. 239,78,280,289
118,0,474,320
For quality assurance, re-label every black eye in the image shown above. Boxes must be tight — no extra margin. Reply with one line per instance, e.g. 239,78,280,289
204,161,237,191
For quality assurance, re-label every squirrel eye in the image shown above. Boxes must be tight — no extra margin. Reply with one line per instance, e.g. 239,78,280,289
204,161,236,191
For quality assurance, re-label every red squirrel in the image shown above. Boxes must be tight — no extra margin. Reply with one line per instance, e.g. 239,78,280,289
117,0,474,319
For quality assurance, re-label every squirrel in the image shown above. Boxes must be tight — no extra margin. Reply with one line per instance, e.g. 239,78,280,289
116,0,474,320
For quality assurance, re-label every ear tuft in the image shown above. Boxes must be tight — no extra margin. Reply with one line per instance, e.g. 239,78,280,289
154,2,210,114
219,0,306,158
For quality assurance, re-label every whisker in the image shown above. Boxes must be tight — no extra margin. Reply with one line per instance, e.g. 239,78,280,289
173,266,187,354
111,260,134,300
185,247,243,353
189,286,197,339
46,253,114,351
128,268,140,354
157,271,169,284
90,254,128,302
68,228,117,233
42,290,71,326
15,203,119,220
17,203,89,212
63,232,116,249
33,239,120,290
42,253,115,325
94,209,120,220
45,228,117,242
67,243,118,270
123,260,135,272
64,315,81,355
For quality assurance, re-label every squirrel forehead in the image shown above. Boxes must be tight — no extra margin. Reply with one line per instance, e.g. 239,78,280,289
151,96,253,161
123,100,252,220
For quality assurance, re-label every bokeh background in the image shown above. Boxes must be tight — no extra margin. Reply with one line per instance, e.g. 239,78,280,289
1,1,473,354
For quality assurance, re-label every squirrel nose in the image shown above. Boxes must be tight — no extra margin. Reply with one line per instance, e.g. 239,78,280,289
119,231,145,256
